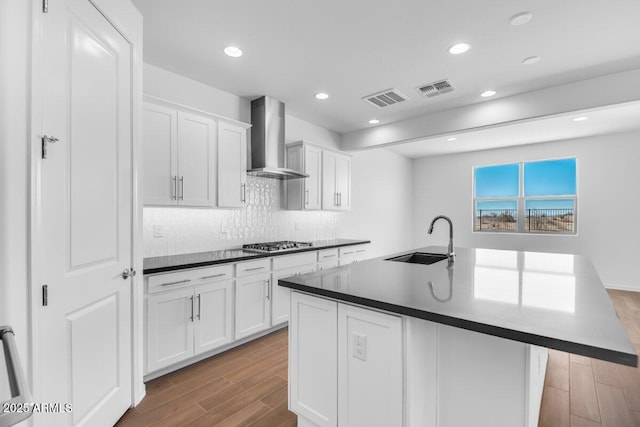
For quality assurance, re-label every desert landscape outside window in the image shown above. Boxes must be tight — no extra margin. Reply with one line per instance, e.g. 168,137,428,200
474,158,577,234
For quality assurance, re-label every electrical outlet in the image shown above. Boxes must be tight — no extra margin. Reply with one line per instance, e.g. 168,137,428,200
152,225,164,238
352,333,367,361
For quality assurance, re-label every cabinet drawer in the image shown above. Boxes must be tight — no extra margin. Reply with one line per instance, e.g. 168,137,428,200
318,248,339,262
272,251,317,271
147,264,233,294
235,258,271,277
339,245,368,258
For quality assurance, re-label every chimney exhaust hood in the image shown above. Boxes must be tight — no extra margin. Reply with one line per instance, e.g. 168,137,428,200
247,96,309,180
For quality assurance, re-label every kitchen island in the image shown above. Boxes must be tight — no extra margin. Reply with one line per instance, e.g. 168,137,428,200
279,246,637,427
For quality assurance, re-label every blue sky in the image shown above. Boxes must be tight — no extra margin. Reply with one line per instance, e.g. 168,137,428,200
475,159,576,211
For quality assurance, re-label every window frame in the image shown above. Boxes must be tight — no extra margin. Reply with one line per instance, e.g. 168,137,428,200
473,157,578,235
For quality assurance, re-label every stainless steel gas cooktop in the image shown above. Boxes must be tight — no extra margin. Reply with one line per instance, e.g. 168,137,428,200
242,241,313,253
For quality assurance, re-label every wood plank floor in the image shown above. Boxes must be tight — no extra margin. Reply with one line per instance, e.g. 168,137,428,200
117,289,640,427
539,290,640,427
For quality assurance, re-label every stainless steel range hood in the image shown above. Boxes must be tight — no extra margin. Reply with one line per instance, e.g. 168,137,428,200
247,96,308,180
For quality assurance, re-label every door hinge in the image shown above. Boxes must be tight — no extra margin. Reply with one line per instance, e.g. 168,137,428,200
42,0,48,13
42,284,48,306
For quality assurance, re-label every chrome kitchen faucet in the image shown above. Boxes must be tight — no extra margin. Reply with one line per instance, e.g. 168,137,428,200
428,215,455,262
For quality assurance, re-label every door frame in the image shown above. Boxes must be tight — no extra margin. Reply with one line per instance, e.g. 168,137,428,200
28,0,145,410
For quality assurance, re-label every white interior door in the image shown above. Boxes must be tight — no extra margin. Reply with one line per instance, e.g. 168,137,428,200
38,0,133,425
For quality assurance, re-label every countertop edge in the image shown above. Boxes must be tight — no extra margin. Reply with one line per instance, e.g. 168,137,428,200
279,281,639,367
143,240,371,275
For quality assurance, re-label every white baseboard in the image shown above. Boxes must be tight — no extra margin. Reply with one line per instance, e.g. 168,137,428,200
604,283,640,292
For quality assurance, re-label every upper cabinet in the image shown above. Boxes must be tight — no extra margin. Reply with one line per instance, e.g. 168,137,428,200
322,150,351,211
142,97,250,208
218,122,248,208
143,103,178,205
176,111,217,207
287,141,351,212
286,141,322,210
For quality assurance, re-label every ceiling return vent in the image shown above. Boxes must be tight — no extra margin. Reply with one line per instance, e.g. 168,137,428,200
362,89,409,108
416,79,455,98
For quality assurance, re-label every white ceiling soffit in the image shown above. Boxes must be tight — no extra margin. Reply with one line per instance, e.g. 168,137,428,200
383,101,640,159
131,0,640,134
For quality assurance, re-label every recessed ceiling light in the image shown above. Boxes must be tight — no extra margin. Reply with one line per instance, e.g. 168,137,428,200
522,56,541,65
573,116,588,122
447,137,457,142
480,90,496,98
223,46,243,57
315,92,329,100
368,119,380,124
448,43,470,55
510,12,533,26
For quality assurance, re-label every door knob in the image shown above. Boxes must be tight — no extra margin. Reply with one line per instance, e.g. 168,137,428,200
42,134,60,159
122,268,137,279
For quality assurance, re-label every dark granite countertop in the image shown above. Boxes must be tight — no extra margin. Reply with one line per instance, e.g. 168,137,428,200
279,246,638,367
143,239,370,274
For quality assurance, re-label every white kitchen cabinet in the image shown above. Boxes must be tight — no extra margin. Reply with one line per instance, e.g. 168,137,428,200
142,102,217,207
143,103,177,205
338,304,403,427
146,265,234,374
290,291,338,427
194,280,234,354
177,111,218,207
235,271,272,339
338,244,369,265
322,150,351,211
218,121,248,208
142,98,250,208
286,141,322,210
272,264,317,326
146,287,195,373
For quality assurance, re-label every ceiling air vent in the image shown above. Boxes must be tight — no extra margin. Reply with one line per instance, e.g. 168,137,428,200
362,89,409,109
416,79,455,98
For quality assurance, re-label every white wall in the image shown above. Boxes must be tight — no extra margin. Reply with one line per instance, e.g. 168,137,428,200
142,64,414,257
0,0,31,364
339,149,414,258
412,131,640,290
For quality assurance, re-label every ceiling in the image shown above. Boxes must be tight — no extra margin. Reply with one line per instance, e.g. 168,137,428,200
383,101,640,158
132,0,640,143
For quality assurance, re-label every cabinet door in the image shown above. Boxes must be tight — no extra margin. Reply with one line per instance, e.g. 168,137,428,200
146,288,195,373
218,122,247,208
272,264,316,326
286,144,304,210
338,304,403,427
335,154,350,211
322,151,338,210
234,273,271,340
290,292,338,427
305,144,323,210
143,103,178,205
194,280,233,355
177,111,217,207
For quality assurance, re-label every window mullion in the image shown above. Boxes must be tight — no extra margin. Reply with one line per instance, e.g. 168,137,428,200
518,162,525,232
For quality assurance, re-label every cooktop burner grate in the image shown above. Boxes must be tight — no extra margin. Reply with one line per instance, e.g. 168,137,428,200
242,241,313,253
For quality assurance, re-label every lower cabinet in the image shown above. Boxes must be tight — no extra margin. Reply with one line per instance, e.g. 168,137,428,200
235,272,271,340
290,292,338,427
338,304,403,427
290,291,403,427
272,264,316,326
147,279,233,373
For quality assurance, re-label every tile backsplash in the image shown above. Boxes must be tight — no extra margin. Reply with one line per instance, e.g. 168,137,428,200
143,176,339,257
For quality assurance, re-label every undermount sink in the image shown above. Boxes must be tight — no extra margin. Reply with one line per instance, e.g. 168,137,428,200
385,252,448,265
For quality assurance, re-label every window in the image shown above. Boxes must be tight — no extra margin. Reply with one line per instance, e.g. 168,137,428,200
474,158,577,234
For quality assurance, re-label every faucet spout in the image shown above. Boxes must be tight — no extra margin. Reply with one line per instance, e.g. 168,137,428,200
428,215,455,262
